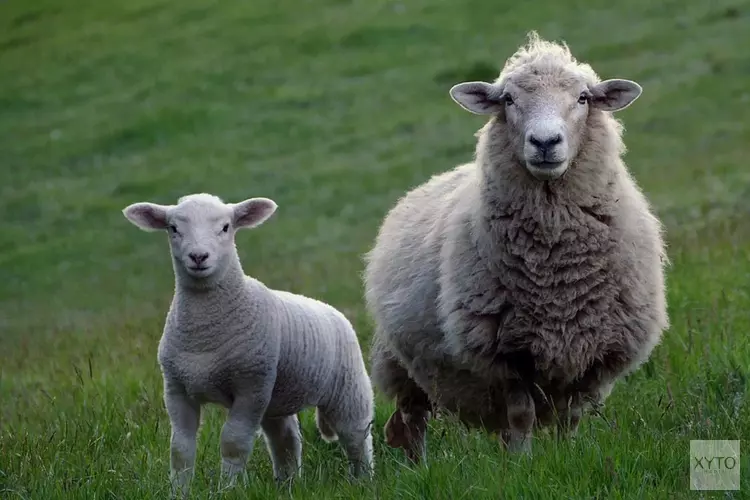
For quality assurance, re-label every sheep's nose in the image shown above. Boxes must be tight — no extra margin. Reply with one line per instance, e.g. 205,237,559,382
528,133,563,152
189,252,209,265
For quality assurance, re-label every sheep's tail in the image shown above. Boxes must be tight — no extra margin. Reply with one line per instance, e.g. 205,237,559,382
315,408,338,442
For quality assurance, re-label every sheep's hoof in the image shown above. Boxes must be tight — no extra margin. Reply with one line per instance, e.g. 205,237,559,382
556,407,582,441
500,429,533,456
384,410,427,465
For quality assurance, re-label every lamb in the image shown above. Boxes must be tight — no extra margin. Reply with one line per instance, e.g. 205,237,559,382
122,193,374,497
363,32,669,462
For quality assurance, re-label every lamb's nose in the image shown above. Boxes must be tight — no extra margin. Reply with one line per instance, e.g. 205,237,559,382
189,252,209,265
528,133,563,152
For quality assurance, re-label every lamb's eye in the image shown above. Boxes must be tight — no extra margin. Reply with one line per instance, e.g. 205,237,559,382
222,224,229,233
169,225,179,234
505,95,515,106
577,93,589,105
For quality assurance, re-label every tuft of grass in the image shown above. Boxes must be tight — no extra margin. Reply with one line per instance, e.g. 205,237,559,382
1,0,748,498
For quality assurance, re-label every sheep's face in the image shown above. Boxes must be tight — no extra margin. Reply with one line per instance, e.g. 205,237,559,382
449,74,641,181
122,193,277,283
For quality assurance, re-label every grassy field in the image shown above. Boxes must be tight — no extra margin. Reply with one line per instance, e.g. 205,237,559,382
1,0,749,498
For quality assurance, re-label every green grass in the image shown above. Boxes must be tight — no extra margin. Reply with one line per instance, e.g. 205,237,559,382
1,0,749,498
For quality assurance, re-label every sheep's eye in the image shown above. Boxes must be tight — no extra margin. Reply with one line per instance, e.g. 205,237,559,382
577,93,589,105
169,225,179,234
222,224,229,233
504,94,515,106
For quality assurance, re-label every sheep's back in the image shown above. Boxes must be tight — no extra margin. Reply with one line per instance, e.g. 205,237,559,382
364,163,477,363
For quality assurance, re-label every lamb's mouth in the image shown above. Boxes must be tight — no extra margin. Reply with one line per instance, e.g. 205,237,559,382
187,265,211,274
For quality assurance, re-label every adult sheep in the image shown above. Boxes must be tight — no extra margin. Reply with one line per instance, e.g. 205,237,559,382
363,32,669,461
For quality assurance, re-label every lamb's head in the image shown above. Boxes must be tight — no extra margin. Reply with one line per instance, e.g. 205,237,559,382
122,193,277,283
449,32,642,181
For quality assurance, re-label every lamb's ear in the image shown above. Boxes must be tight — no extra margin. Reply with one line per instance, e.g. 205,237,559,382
590,79,642,112
449,81,505,115
232,197,278,229
122,202,170,231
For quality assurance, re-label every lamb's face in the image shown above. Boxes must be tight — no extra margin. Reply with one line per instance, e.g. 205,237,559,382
164,197,236,279
449,70,642,181
122,193,278,283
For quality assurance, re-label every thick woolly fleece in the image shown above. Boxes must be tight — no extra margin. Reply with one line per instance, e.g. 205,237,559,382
364,37,669,448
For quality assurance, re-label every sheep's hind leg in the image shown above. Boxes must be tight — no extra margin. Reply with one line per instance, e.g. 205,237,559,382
261,414,303,484
385,383,432,465
371,340,431,465
501,380,535,455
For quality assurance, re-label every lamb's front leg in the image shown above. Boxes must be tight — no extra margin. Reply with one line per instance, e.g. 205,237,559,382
219,396,266,489
164,382,201,499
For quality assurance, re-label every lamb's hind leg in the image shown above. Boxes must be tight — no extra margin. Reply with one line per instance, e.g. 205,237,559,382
334,420,375,479
501,380,535,455
371,339,431,464
317,404,374,478
261,414,303,484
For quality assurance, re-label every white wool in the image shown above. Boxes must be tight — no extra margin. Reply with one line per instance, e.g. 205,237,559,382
123,193,374,497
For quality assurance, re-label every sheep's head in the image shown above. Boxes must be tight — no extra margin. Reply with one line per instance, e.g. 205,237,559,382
122,193,277,283
449,36,641,181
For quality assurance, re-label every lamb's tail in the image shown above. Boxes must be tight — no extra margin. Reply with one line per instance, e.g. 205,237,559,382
315,408,338,442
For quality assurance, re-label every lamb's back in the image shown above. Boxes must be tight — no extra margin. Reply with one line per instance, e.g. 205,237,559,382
263,288,362,417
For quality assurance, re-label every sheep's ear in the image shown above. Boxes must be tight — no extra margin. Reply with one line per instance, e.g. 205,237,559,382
122,202,170,231
449,81,505,115
590,79,642,111
232,197,278,229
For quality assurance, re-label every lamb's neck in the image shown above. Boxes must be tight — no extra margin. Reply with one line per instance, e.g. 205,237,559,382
167,256,266,346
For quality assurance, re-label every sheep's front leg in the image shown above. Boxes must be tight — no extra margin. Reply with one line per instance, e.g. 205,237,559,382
164,382,201,499
502,380,535,455
556,394,583,440
219,397,266,489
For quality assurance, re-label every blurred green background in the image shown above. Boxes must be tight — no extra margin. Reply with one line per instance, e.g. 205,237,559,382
1,0,748,498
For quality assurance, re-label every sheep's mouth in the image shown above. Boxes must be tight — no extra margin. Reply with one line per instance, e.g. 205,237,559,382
526,160,568,181
527,160,564,169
